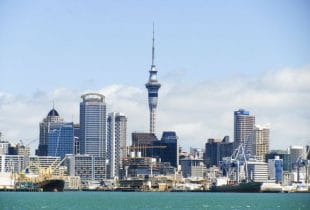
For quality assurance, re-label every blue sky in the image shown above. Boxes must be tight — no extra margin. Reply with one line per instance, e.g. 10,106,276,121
0,0,309,94
0,1,310,150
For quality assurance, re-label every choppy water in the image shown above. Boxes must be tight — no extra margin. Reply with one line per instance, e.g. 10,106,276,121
0,192,309,210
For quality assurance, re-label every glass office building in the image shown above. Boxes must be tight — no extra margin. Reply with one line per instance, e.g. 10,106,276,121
47,122,74,159
80,93,107,158
36,108,64,156
155,131,179,168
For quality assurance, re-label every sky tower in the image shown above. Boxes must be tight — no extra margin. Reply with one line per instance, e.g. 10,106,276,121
145,24,161,134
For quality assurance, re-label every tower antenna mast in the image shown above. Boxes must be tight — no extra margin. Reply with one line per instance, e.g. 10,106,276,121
152,22,155,67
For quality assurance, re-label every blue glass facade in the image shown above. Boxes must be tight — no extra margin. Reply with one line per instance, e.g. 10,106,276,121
47,122,74,159
154,131,178,167
274,159,283,183
266,151,291,171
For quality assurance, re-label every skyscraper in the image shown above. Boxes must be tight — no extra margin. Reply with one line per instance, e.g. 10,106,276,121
145,24,161,134
234,109,255,154
204,136,233,168
252,125,270,161
80,93,107,158
36,108,64,156
73,124,80,154
153,131,179,168
107,112,127,178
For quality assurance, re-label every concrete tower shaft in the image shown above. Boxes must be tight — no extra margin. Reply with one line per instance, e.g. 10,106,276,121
145,24,161,134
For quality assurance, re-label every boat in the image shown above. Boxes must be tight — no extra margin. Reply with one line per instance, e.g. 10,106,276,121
36,179,65,192
209,182,262,192
261,183,283,193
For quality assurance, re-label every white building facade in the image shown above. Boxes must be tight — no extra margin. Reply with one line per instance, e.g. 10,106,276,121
107,112,127,179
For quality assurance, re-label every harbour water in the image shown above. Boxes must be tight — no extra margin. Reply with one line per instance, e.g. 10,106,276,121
0,192,309,210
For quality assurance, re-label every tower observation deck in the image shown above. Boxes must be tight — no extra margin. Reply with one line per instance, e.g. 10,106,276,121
145,24,161,134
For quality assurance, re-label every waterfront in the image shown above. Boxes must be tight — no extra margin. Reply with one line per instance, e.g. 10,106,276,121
0,192,309,210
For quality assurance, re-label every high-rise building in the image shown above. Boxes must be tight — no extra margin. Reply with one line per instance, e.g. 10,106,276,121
145,25,161,134
154,131,179,168
204,136,233,168
47,122,74,159
268,156,283,183
234,109,255,154
132,132,158,157
36,108,64,156
80,93,107,158
132,131,179,168
107,112,127,179
252,125,270,161
74,124,80,154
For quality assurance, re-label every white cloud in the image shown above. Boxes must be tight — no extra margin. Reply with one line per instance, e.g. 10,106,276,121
0,66,310,153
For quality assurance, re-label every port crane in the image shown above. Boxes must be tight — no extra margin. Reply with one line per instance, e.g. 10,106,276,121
296,144,310,183
21,155,68,183
220,143,248,184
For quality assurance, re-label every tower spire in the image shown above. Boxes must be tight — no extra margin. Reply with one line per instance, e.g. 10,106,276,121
152,22,155,67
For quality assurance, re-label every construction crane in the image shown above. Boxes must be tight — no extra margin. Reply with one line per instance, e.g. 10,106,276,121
296,144,310,183
19,138,38,147
126,145,167,150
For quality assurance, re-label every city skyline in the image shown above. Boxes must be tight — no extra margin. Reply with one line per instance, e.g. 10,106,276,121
0,0,310,151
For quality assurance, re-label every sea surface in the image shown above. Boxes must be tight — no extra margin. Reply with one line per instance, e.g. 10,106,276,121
0,192,309,210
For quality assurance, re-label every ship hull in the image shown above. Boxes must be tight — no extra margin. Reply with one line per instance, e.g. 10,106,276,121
37,179,65,192
210,182,262,193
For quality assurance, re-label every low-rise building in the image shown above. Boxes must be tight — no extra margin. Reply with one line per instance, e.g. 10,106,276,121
0,140,10,155
247,161,268,182
121,156,175,179
180,158,206,178
0,155,24,173
64,176,81,190
65,154,106,182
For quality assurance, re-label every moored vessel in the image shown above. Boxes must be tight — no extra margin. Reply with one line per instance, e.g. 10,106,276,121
36,179,65,192
209,182,262,192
